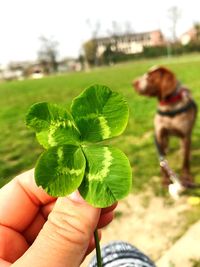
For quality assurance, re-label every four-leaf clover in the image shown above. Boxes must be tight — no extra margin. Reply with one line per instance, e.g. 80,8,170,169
26,84,132,208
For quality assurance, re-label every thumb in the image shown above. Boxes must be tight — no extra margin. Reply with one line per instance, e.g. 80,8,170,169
13,192,101,267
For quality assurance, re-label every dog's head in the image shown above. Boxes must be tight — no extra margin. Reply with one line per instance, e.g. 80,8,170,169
133,66,177,99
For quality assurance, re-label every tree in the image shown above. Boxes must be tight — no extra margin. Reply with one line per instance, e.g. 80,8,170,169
38,36,59,73
124,21,134,35
102,44,114,65
83,39,97,66
194,22,200,41
168,6,181,42
83,20,101,66
106,21,122,53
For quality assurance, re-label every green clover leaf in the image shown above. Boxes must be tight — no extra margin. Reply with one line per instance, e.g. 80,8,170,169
26,102,80,148
71,84,129,142
79,145,132,208
35,145,86,196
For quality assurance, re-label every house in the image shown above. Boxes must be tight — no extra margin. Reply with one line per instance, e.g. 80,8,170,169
180,25,200,45
0,61,44,81
180,28,198,45
0,63,24,81
57,58,82,73
95,30,165,56
29,65,45,79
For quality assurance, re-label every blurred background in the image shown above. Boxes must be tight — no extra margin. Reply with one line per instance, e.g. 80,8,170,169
0,0,200,266
0,0,200,73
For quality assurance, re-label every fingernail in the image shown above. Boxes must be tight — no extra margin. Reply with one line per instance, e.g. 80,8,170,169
68,191,85,204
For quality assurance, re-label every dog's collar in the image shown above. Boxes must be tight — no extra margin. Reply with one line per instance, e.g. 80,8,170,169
157,100,197,117
159,82,184,106
158,83,197,117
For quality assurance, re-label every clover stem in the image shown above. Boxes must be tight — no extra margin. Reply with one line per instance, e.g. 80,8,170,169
94,229,102,267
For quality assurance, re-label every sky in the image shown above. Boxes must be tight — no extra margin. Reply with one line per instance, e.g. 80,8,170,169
0,0,199,65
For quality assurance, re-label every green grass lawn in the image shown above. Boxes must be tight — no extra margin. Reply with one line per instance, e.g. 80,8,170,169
0,53,200,194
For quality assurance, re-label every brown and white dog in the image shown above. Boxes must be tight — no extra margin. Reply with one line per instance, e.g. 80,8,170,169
133,66,197,188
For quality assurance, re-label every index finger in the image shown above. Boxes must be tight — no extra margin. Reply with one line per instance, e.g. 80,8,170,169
0,169,55,232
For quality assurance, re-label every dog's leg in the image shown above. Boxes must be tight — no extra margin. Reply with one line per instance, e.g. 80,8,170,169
180,135,194,187
155,131,171,187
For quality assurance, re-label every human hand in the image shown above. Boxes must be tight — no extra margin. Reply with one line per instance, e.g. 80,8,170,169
0,169,117,267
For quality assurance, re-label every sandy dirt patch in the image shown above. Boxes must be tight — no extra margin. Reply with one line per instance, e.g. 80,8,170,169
82,189,193,267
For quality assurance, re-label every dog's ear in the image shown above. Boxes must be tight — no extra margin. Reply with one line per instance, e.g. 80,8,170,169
154,67,177,99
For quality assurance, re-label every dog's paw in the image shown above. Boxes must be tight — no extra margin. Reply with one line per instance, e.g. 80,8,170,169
180,175,196,188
